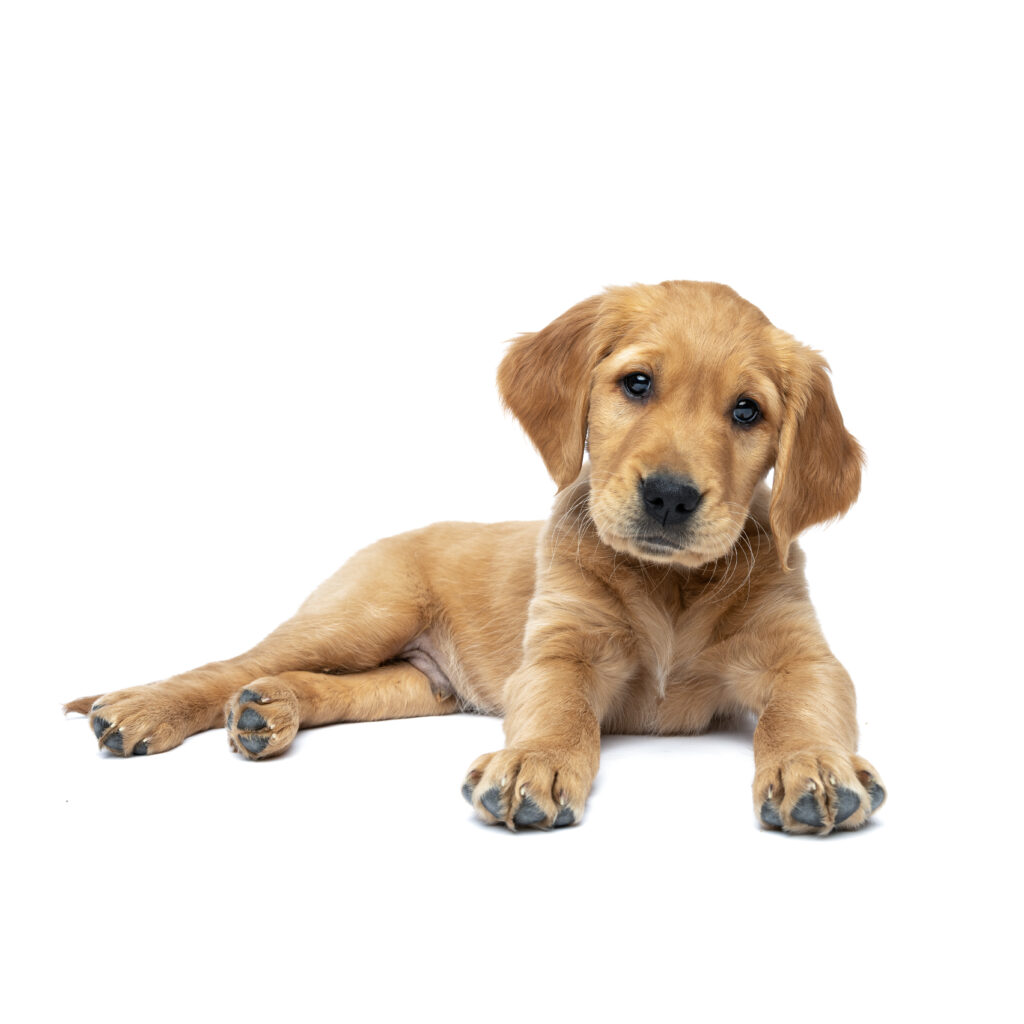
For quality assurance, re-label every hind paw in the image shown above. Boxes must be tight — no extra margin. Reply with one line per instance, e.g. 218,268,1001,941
225,680,299,760
67,686,190,757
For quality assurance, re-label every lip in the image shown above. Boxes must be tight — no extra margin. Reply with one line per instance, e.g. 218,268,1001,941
630,535,683,553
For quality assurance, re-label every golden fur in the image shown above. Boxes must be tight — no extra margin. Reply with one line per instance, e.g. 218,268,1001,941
66,281,885,834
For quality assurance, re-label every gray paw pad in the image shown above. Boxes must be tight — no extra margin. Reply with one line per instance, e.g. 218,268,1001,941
791,792,823,827
238,707,267,731
131,739,148,756
92,716,110,739
835,787,861,824
239,734,269,756
867,781,885,811
480,786,503,818
239,689,264,705
553,806,575,828
226,710,233,730
104,730,124,753
461,780,474,805
513,796,546,827
760,800,783,827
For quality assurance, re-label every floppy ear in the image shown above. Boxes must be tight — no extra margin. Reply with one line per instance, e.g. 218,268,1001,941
497,294,606,489
769,340,864,569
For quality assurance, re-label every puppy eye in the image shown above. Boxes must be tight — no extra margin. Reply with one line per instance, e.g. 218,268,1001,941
732,398,760,425
622,373,653,399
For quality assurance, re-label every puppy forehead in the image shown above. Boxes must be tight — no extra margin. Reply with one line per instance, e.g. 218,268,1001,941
608,318,779,390
604,283,776,366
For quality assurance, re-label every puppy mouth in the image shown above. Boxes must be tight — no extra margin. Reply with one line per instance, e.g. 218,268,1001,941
606,513,724,564
631,534,684,554
605,529,692,561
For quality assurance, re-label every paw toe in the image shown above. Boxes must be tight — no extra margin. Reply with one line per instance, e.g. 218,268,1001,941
239,688,266,705
760,800,783,828
480,786,503,819
238,708,267,730
512,796,546,827
104,729,124,753
791,792,823,827
131,739,149,756
92,716,110,739
460,772,482,806
553,806,575,828
835,786,861,824
239,734,269,756
867,781,886,811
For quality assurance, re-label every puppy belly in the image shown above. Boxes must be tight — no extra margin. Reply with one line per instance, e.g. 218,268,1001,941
397,632,455,699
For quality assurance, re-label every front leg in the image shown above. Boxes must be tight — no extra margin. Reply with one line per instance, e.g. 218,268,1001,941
463,659,603,830
463,598,633,830
752,658,886,835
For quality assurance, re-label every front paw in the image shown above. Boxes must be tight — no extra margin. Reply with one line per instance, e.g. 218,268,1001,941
461,747,590,830
755,752,885,835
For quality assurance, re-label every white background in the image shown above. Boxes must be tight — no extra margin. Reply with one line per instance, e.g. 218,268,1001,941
3,2,1021,1020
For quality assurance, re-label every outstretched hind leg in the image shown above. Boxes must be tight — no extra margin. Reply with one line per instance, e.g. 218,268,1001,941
224,663,461,760
65,533,434,756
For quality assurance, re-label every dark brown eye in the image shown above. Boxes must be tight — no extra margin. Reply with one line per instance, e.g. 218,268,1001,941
732,397,760,425
622,373,652,399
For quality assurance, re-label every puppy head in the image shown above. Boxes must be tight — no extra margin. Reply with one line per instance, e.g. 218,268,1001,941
498,281,862,569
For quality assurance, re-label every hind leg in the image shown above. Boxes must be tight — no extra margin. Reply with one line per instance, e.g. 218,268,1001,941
224,663,460,759
65,534,432,756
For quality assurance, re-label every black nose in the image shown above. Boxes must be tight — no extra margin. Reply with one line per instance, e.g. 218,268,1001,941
641,474,703,527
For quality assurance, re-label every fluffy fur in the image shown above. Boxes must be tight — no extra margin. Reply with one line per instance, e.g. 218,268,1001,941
66,280,885,834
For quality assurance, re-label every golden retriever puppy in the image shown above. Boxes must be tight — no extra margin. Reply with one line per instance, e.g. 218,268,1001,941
66,281,885,835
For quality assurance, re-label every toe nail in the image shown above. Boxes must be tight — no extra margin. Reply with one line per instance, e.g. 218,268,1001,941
791,792,823,827
835,786,861,824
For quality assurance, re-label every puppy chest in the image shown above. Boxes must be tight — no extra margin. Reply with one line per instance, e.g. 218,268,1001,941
630,601,725,696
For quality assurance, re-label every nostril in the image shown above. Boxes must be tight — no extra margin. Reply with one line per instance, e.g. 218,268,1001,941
651,497,664,509
675,491,700,514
